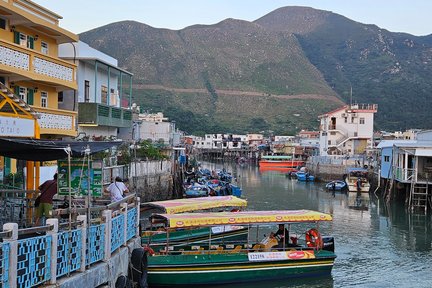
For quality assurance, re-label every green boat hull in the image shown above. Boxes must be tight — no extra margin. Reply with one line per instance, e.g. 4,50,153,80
147,250,335,286
142,227,248,247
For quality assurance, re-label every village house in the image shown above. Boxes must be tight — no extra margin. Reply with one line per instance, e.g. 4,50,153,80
318,103,377,156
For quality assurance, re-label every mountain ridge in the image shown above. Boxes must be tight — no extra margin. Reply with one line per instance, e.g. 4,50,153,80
79,6,432,134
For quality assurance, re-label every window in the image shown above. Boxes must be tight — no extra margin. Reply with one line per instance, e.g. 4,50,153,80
351,117,355,123
19,33,27,47
322,132,327,136
328,140,331,145
354,132,358,137
101,85,108,104
384,156,390,162
41,41,48,55
344,117,347,123
0,18,5,30
58,91,64,103
330,132,336,135
360,117,365,124
41,91,47,107
84,80,90,102
19,87,27,102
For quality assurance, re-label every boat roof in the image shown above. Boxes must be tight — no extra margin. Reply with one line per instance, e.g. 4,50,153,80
151,210,332,228
141,196,247,214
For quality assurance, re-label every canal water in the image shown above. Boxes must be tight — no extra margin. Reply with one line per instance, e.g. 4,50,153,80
201,161,432,288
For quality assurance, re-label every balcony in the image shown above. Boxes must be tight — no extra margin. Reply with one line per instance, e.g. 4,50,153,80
78,103,132,128
0,40,77,89
33,106,77,137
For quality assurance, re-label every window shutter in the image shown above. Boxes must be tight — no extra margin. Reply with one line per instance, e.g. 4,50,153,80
13,31,20,44
27,88,34,105
27,36,34,49
14,85,19,95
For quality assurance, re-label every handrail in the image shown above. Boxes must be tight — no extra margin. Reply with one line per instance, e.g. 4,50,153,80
0,230,12,238
18,224,54,235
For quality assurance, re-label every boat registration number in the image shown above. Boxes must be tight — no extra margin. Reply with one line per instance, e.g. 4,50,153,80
248,251,315,262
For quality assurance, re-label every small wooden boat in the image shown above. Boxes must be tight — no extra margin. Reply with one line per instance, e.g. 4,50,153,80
325,180,347,191
144,210,336,286
345,168,370,193
296,171,315,182
184,184,209,198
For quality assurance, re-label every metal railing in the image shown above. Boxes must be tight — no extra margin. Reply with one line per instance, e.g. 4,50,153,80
0,195,140,288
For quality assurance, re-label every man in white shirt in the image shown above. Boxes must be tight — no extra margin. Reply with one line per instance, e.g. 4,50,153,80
105,176,129,202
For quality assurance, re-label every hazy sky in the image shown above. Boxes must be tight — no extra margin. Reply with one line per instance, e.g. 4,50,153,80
36,0,431,36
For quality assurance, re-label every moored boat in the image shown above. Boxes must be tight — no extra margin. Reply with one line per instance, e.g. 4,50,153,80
325,180,347,191
143,210,336,286
141,196,248,247
296,171,315,182
345,168,370,193
259,155,305,169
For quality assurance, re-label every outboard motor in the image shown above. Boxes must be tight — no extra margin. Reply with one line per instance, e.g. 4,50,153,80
321,236,335,252
129,247,150,288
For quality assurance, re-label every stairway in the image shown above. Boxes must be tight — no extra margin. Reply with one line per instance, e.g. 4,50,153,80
409,182,429,212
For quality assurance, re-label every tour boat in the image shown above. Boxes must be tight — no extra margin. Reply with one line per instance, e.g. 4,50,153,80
141,196,248,247
143,210,336,286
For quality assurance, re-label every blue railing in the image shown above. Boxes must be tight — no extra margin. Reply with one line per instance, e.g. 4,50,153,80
86,223,105,266
17,236,52,287
57,229,82,277
1,196,140,288
111,214,125,253
1,242,10,288
127,207,137,241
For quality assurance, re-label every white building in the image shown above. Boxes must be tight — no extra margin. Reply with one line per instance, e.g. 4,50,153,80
59,41,133,139
137,112,180,146
319,103,377,156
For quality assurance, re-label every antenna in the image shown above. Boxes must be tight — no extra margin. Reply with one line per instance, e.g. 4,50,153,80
350,85,353,107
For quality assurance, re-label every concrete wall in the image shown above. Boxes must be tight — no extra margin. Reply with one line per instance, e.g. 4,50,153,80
129,160,178,201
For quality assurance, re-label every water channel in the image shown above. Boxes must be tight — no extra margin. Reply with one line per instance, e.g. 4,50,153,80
200,161,432,288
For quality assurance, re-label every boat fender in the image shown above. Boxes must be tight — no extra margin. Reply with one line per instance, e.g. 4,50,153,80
305,228,323,249
129,247,151,288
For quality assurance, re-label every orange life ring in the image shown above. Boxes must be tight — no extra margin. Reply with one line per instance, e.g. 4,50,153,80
305,228,323,249
143,245,155,256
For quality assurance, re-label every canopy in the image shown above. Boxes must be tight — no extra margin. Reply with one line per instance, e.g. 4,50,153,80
261,155,292,160
0,138,123,161
141,196,247,214
151,210,333,228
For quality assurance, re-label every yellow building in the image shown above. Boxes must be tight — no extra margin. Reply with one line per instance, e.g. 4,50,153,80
0,0,78,182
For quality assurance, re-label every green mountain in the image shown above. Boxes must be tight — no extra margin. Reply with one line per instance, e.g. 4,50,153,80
79,6,432,135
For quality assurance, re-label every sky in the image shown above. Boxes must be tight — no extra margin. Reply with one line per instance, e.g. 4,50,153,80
35,0,431,36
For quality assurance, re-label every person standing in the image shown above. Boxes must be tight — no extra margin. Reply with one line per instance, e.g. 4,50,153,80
105,176,129,202
35,173,58,225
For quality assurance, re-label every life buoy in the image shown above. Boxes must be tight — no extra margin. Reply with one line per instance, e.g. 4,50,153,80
305,228,323,249
143,245,155,256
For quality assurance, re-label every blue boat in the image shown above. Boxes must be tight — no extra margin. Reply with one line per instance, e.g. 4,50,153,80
325,180,347,191
296,171,315,182
184,184,209,198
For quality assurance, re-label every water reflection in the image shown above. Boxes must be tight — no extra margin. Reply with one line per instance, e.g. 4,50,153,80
196,161,432,287
347,192,369,211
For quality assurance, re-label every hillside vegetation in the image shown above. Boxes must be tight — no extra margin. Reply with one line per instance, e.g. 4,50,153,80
80,6,432,134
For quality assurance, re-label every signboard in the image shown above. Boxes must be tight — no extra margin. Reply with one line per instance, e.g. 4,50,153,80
0,116,34,137
248,251,315,262
57,159,103,197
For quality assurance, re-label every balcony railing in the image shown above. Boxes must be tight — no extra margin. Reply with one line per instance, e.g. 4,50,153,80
78,102,132,128
33,106,77,137
0,40,77,89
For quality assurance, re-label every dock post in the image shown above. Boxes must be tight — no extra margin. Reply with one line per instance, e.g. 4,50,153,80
121,202,128,247
103,210,112,261
77,215,87,272
47,218,58,285
3,223,18,288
